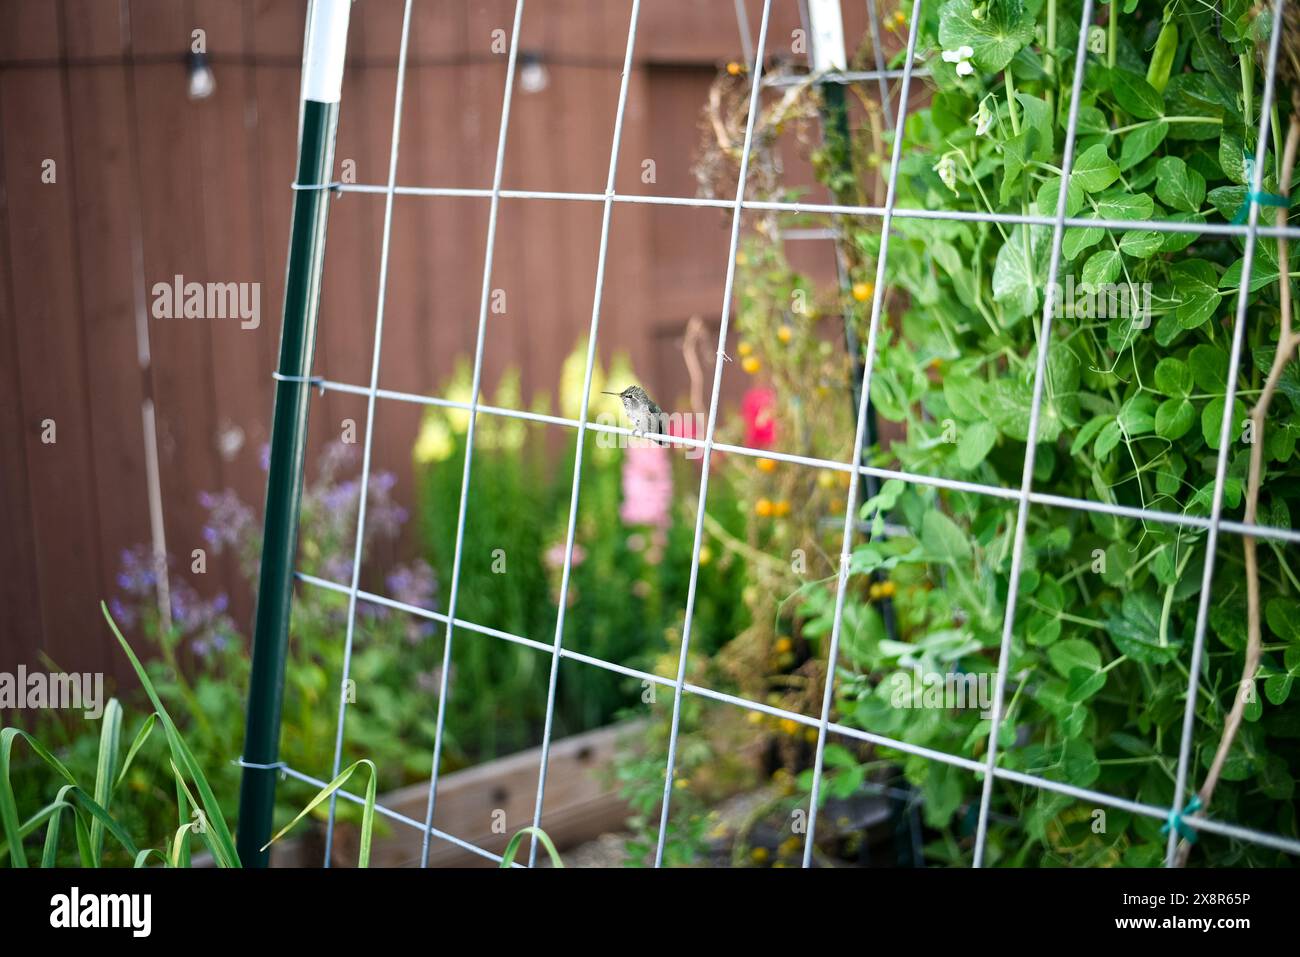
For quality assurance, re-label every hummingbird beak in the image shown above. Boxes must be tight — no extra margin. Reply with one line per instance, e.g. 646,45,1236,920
601,391,620,396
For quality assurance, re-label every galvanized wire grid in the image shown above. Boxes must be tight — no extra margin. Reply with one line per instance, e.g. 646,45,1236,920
280,0,1300,867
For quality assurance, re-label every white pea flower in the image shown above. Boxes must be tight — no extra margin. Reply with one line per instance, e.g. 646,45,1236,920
970,96,995,136
933,153,959,194
942,44,976,76
1087,25,1107,56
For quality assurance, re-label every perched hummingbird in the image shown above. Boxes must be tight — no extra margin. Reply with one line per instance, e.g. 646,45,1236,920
603,385,667,444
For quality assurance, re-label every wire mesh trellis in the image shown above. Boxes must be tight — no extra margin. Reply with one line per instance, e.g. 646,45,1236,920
237,0,1300,868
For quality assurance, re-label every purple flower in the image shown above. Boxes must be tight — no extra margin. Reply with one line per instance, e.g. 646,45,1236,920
199,489,255,554
385,560,438,643
117,546,158,596
322,554,355,583
109,596,137,630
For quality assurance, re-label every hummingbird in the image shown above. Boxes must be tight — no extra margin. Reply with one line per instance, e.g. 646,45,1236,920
603,385,667,444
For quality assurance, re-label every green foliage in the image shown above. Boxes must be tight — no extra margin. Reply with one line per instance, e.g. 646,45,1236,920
10,341,751,864
744,0,1300,864
1,607,379,868
413,353,751,765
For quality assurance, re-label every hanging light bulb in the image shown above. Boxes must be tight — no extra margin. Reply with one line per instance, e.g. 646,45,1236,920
518,52,549,94
187,50,216,100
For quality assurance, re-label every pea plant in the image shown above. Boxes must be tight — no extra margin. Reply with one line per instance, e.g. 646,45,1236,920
720,0,1300,865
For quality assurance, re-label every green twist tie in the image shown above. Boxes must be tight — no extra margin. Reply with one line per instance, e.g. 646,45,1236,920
1232,156,1289,224
1160,794,1203,843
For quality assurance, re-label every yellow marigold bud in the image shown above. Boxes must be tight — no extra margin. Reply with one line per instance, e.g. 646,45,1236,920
742,355,761,374
738,341,753,357
755,498,774,517
773,500,791,517
756,457,776,473
698,545,713,565
727,61,744,76
779,718,800,735
879,580,897,598
746,710,764,725
777,325,793,344
852,281,874,302
751,846,769,862
775,637,793,654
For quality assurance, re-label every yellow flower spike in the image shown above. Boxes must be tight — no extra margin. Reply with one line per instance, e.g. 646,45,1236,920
413,414,455,464
851,281,874,302
779,718,799,735
777,325,792,344
879,580,897,598
756,457,776,473
443,363,475,433
741,355,762,374
751,847,769,863
727,61,745,76
755,498,774,517
773,500,791,517
738,341,754,357
774,637,792,654
804,728,818,744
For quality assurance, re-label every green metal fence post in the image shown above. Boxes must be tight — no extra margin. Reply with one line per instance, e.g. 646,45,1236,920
236,0,352,868
808,0,897,638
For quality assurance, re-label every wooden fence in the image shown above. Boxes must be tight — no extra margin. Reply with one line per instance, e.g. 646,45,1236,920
0,0,873,682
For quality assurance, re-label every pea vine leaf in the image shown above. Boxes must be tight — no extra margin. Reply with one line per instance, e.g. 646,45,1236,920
1154,156,1206,212
1080,249,1121,286
938,0,1036,74
1090,190,1154,220
1118,120,1169,170
1106,592,1181,665
1118,229,1163,258
992,225,1043,322
1071,143,1121,194
1171,259,1222,329
1111,70,1165,120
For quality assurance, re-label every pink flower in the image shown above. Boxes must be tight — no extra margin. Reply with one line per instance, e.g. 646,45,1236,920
544,542,586,570
620,444,673,527
742,387,777,448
